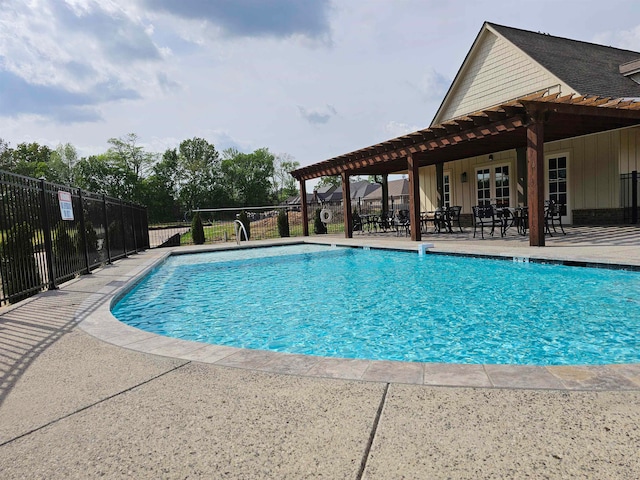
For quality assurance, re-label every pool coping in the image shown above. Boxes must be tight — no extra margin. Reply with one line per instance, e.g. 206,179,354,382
78,239,640,391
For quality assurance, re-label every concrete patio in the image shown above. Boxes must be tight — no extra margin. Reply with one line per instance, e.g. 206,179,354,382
1,227,639,478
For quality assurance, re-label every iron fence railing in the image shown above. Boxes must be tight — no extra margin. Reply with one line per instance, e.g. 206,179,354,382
0,170,148,306
621,171,638,224
149,197,413,248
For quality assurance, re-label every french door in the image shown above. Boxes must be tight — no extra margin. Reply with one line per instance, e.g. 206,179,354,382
476,164,511,207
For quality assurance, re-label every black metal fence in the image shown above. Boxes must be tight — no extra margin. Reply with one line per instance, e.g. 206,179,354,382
148,197,415,248
621,171,638,224
0,170,149,306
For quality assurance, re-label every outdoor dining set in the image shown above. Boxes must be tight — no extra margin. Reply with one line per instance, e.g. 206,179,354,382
353,200,566,239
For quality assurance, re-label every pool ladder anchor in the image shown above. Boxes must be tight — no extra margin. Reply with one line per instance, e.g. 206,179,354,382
234,220,249,245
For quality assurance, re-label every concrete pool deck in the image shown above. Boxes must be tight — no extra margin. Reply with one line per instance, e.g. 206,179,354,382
1,228,640,478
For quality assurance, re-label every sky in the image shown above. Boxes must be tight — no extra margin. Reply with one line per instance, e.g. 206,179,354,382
1,0,640,188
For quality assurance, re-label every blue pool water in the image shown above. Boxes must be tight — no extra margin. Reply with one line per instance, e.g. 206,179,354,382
111,244,640,366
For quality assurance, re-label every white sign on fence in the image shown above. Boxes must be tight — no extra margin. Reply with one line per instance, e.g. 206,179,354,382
58,191,74,220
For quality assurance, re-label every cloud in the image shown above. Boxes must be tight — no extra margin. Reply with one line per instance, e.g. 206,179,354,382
51,1,163,63
157,72,182,93
0,0,172,122
297,104,337,125
0,69,102,123
384,121,421,137
409,68,451,102
592,24,640,51
146,0,332,40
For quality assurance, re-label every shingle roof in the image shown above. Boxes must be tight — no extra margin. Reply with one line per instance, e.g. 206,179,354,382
489,22,640,98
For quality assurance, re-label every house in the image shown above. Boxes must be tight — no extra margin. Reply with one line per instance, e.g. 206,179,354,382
291,22,640,246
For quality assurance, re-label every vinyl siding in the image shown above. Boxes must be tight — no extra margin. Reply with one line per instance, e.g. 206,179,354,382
435,30,571,123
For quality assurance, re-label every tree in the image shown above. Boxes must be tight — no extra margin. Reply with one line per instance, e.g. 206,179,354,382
49,143,78,185
273,153,300,202
221,147,275,206
316,175,341,189
74,153,122,196
106,133,157,203
107,133,155,179
176,137,223,212
142,148,181,223
0,138,13,171
10,142,55,180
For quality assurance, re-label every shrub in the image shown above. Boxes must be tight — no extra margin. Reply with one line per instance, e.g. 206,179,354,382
0,222,41,303
108,220,123,251
314,208,327,234
191,212,205,245
52,222,79,277
84,220,99,253
238,210,250,240
277,209,290,237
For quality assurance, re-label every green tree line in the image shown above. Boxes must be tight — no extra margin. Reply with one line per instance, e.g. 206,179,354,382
0,134,300,224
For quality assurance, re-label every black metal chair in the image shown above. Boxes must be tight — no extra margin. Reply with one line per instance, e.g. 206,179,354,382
448,206,463,232
393,209,410,236
472,205,500,239
545,200,566,236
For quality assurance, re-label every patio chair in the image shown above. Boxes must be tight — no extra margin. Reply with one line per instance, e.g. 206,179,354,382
545,200,566,236
393,209,410,236
352,212,363,233
448,206,463,232
472,205,501,239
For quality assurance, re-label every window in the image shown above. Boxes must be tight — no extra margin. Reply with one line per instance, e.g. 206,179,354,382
476,168,491,206
443,171,451,207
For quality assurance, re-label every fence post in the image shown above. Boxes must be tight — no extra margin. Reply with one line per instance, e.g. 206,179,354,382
120,199,128,257
130,203,138,253
78,189,91,274
103,194,112,264
39,179,57,290
633,170,638,224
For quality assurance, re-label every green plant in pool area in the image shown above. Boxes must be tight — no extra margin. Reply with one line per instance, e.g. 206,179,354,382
191,212,205,245
314,208,327,234
0,222,42,303
277,209,290,237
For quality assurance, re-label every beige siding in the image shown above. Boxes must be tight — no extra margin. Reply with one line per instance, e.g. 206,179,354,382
434,30,571,123
619,126,640,173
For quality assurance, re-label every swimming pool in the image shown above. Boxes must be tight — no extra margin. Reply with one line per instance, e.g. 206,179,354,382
111,244,640,366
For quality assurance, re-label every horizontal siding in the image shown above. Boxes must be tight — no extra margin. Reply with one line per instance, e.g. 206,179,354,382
437,31,569,123
619,126,640,173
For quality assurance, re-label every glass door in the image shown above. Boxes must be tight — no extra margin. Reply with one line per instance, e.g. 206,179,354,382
475,164,511,207
546,154,569,223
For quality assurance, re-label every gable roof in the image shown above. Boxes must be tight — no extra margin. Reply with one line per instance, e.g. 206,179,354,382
362,178,408,200
432,22,640,124
489,23,640,99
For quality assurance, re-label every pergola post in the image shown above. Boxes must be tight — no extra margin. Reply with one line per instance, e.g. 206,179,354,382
407,153,421,241
381,174,389,218
299,179,309,236
341,172,353,238
527,113,545,246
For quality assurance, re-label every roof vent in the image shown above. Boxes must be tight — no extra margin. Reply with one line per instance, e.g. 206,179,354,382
620,59,640,84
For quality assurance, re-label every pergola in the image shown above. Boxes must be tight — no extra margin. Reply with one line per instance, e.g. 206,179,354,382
291,91,640,246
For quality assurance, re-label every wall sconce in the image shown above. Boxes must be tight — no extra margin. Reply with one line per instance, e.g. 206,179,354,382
489,154,494,161
461,172,468,183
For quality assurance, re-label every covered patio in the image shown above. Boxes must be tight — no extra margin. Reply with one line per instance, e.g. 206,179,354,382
291,91,640,246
